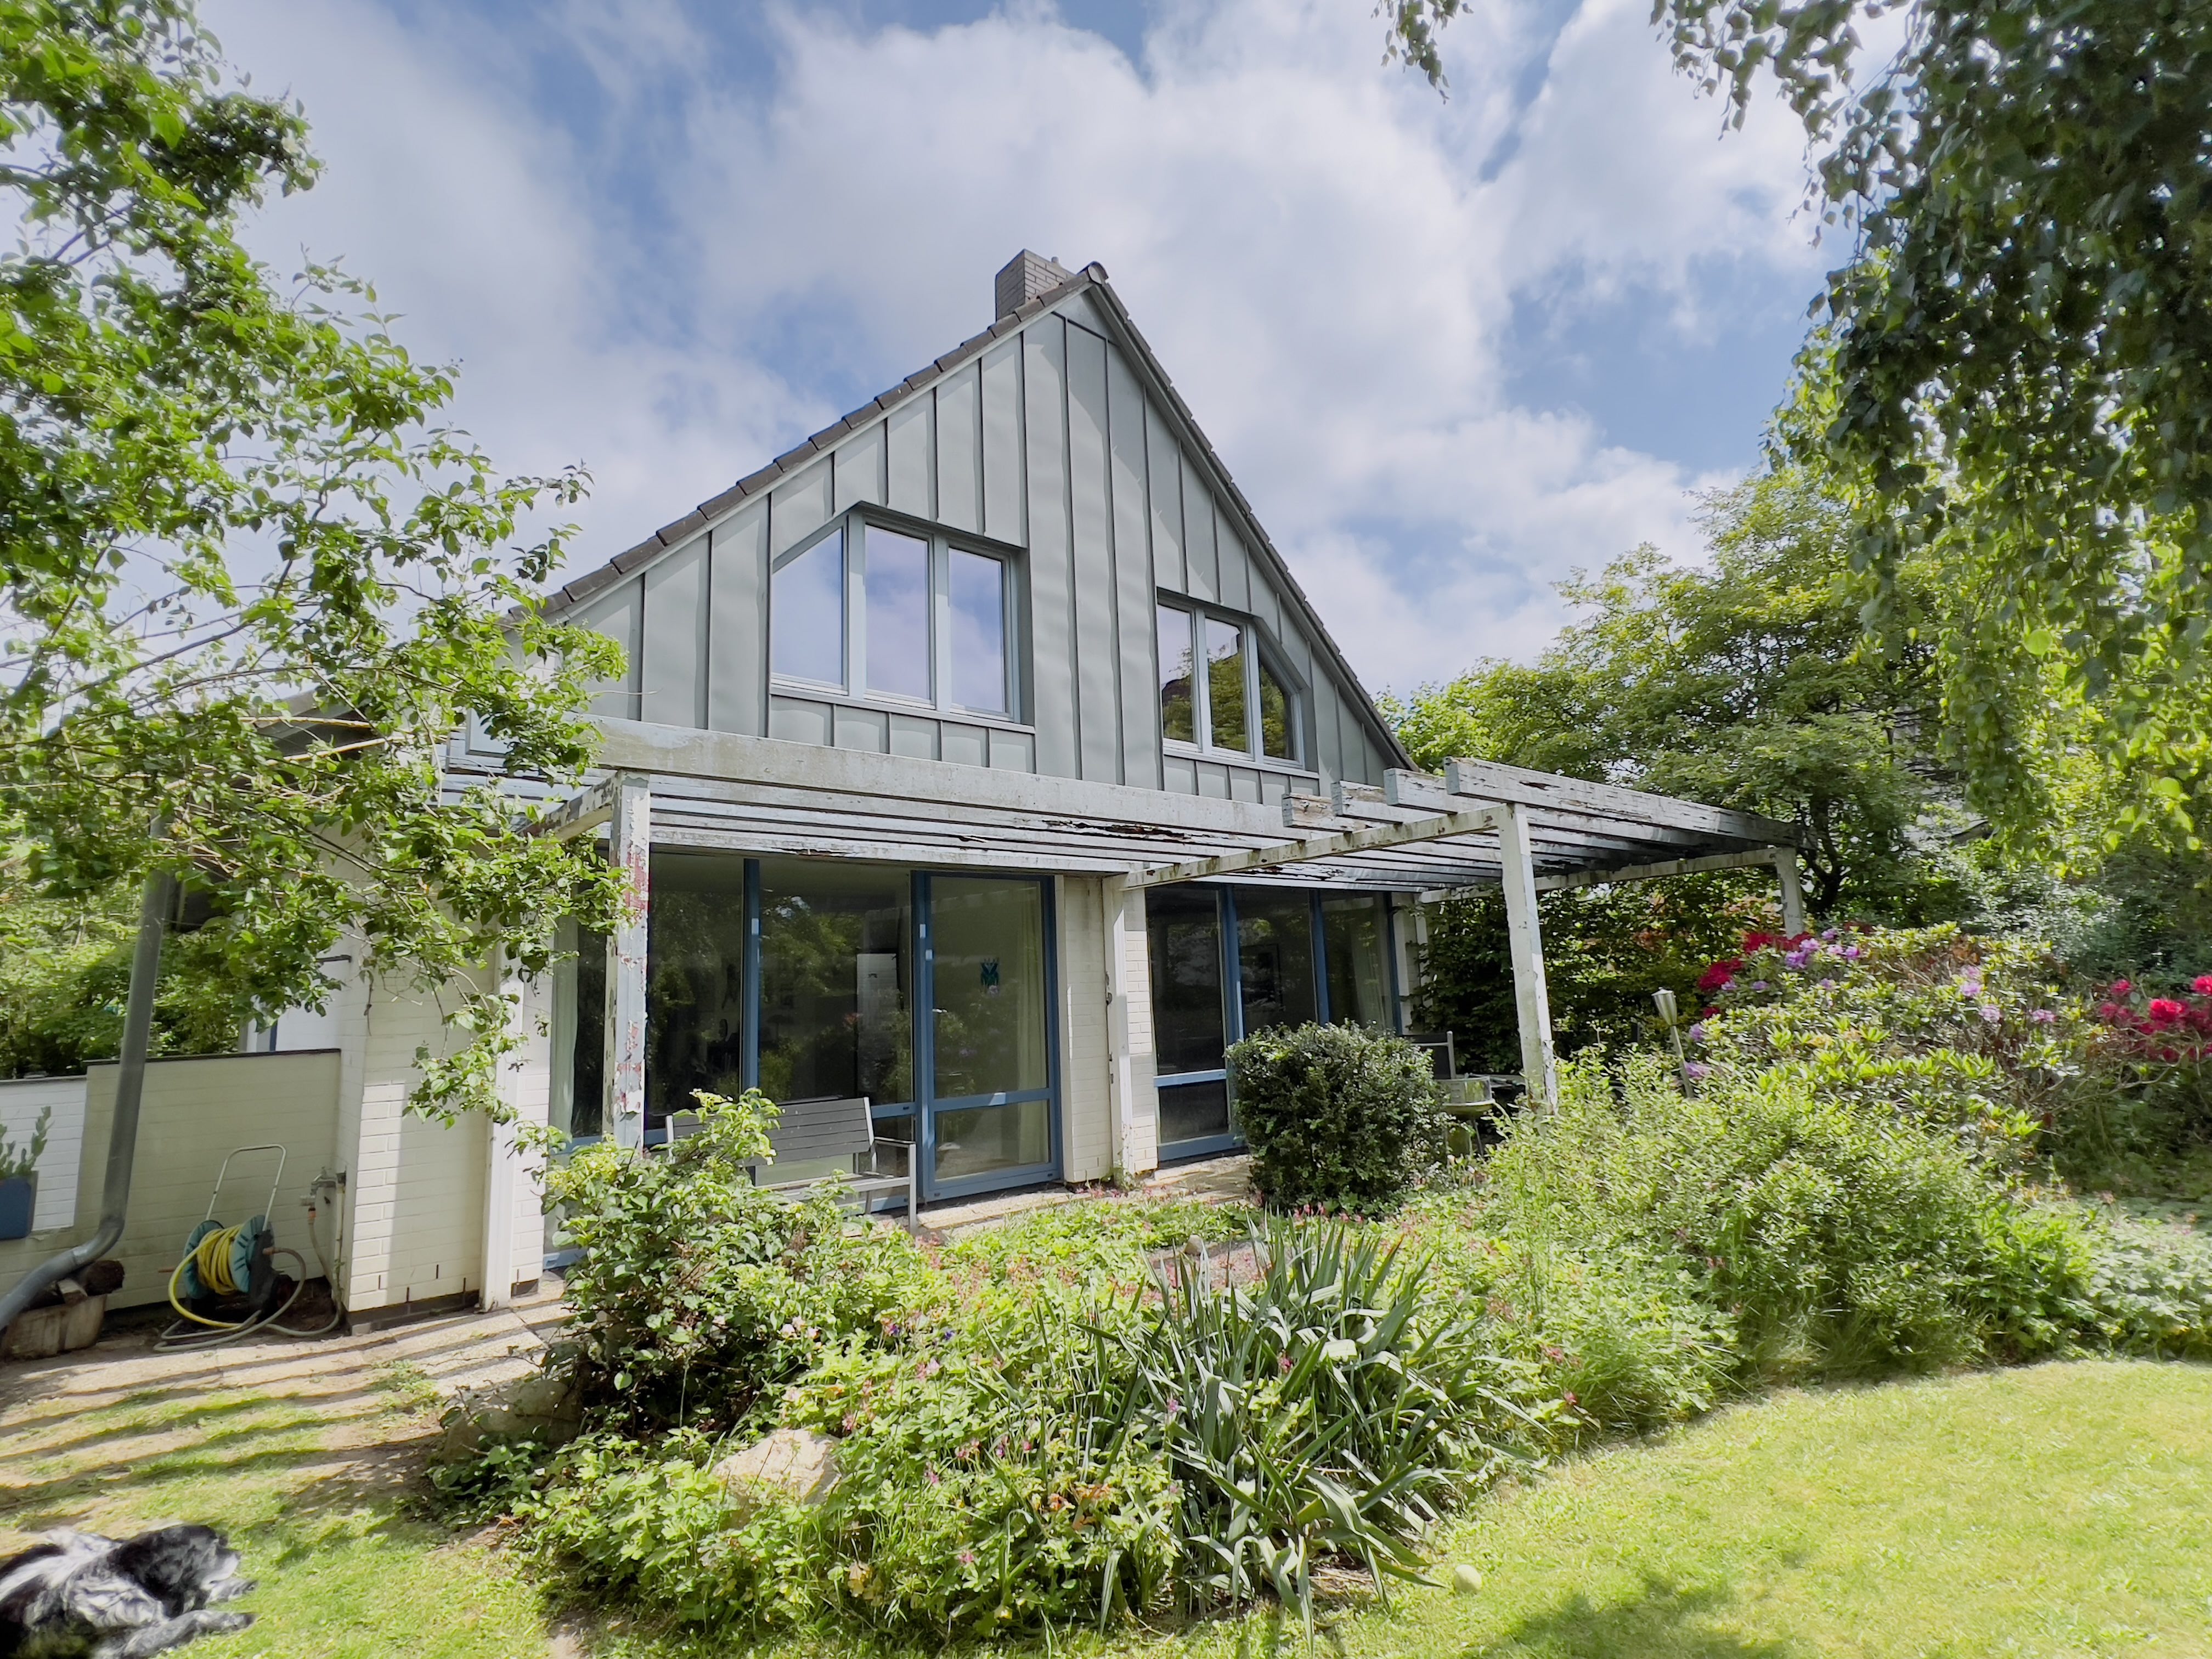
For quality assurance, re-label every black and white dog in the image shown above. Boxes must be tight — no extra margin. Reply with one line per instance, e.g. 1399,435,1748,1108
0,1526,253,1658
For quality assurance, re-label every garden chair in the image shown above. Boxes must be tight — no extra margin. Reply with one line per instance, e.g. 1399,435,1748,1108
741,1094,917,1232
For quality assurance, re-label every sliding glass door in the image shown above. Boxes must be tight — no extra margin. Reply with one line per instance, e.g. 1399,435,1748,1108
1146,884,1401,1162
556,853,1059,1206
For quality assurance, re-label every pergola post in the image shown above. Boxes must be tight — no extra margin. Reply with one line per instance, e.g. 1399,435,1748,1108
1494,802,1559,1109
1101,876,1155,1184
603,774,651,1150
1774,849,1808,936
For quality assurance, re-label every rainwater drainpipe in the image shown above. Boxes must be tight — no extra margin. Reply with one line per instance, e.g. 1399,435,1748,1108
0,867,176,1337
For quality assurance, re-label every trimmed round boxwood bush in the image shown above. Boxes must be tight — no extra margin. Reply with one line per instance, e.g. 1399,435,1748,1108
1228,1022,1446,1209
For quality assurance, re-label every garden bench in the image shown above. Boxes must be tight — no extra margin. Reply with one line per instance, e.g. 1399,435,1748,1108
742,1094,916,1231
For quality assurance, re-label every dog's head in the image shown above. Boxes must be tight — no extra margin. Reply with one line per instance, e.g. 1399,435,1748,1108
108,1526,253,1613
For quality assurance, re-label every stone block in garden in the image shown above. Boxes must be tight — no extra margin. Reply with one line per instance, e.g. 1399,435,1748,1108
713,1427,842,1514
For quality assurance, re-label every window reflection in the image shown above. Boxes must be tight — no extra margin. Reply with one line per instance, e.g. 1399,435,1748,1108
1158,604,1195,743
770,529,844,686
1206,617,1246,753
865,527,930,700
949,550,1008,713
1259,657,1294,760
1147,885,1226,1076
1322,894,1392,1029
1237,890,1318,1034
931,876,1047,1101
646,853,750,1128
757,859,913,1108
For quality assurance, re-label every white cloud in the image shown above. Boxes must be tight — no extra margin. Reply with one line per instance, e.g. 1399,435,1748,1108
209,0,1822,689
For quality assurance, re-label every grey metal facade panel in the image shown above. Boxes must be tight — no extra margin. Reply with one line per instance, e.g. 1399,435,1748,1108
1312,674,1346,783
980,338,1026,546
575,576,641,719
935,362,983,534
1228,768,1261,804
1144,402,1184,592
708,500,768,736
641,538,707,729
834,420,888,513
1020,320,1080,779
1055,290,1112,338
1214,520,1252,612
941,721,988,768
1064,323,1121,785
768,694,832,747
1163,752,1198,794
834,704,890,754
886,396,934,518
1195,761,1229,799
1107,343,1161,791
1181,462,1218,602
988,727,1036,772
769,461,832,558
888,712,938,760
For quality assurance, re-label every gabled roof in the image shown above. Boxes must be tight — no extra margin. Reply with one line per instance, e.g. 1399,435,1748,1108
543,262,1412,771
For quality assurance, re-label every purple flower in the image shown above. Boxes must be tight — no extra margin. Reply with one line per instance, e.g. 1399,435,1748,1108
1818,978,1838,991
1821,928,1838,942
1688,1023,1708,1044
1750,980,1770,992
1842,946,1861,960
1979,1003,2002,1024
2030,1008,2057,1024
1685,1063,1712,1081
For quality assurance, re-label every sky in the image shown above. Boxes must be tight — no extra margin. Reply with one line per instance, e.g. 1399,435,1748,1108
206,0,1831,698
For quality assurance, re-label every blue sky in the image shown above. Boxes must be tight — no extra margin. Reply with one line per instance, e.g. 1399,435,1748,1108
210,0,1827,695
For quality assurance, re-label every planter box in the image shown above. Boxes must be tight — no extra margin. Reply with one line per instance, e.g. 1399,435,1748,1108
0,1174,34,1240
1,1293,105,1362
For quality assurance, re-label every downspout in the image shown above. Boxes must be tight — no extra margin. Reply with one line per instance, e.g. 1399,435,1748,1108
0,867,176,1336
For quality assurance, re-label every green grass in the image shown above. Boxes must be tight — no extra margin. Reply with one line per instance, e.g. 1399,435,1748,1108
5,1358,2209,1657
0,1360,549,1659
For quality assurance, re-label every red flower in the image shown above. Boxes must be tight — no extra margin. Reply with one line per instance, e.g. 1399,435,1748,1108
2149,998,2186,1024
2097,1002,2122,1022
2194,975,2212,996
2111,979,2132,995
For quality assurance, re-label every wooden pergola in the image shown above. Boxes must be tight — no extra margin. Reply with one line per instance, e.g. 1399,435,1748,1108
547,719,1800,1153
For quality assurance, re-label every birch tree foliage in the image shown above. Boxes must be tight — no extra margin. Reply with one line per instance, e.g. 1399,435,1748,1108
0,0,623,1114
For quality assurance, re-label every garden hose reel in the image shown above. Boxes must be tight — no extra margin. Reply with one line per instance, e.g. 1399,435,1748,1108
161,1143,341,1347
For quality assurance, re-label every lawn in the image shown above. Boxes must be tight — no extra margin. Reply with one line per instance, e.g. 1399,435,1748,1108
7,1353,2205,1658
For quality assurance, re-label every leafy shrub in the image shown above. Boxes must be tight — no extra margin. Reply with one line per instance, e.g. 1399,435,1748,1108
544,1088,938,1433
1689,923,2092,1164
2080,1210,2212,1358
1488,1054,2092,1379
1228,1023,1446,1210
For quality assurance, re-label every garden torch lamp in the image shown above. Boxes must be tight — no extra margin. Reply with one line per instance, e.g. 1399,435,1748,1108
1653,988,1693,1093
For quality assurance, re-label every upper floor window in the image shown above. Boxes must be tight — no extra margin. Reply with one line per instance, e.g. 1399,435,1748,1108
1158,599,1298,763
772,515,1017,719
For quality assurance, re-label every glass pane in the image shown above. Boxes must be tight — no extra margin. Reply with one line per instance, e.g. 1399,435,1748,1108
771,529,844,685
949,550,1009,714
934,1099,1050,1184
1160,1079,1231,1146
1158,605,1195,742
931,876,1048,1100
645,853,749,1129
758,858,915,1109
866,526,931,699
1259,657,1294,760
1147,885,1226,1076
1206,617,1247,752
1237,890,1318,1035
553,921,606,1142
1322,894,1392,1029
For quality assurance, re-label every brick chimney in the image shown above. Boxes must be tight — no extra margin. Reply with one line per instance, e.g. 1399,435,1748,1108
994,250,1074,318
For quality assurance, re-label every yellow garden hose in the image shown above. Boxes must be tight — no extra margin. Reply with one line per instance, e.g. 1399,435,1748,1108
167,1223,253,1328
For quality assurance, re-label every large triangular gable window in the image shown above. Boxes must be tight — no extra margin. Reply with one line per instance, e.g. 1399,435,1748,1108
1157,599,1299,764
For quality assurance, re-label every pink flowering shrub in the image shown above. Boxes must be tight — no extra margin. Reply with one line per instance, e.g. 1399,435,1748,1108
2084,977,2212,1149
1685,925,2091,1163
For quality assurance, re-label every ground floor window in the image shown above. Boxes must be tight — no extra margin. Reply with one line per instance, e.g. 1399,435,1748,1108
550,855,1058,1206
1146,885,1399,1160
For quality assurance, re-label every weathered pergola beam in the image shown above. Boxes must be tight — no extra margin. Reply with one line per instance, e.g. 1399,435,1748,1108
538,776,616,840
603,775,650,1151
1130,806,1499,889
1536,847,1796,893
1381,762,1795,849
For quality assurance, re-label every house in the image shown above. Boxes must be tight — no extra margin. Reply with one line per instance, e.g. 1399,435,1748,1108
2,253,1803,1325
